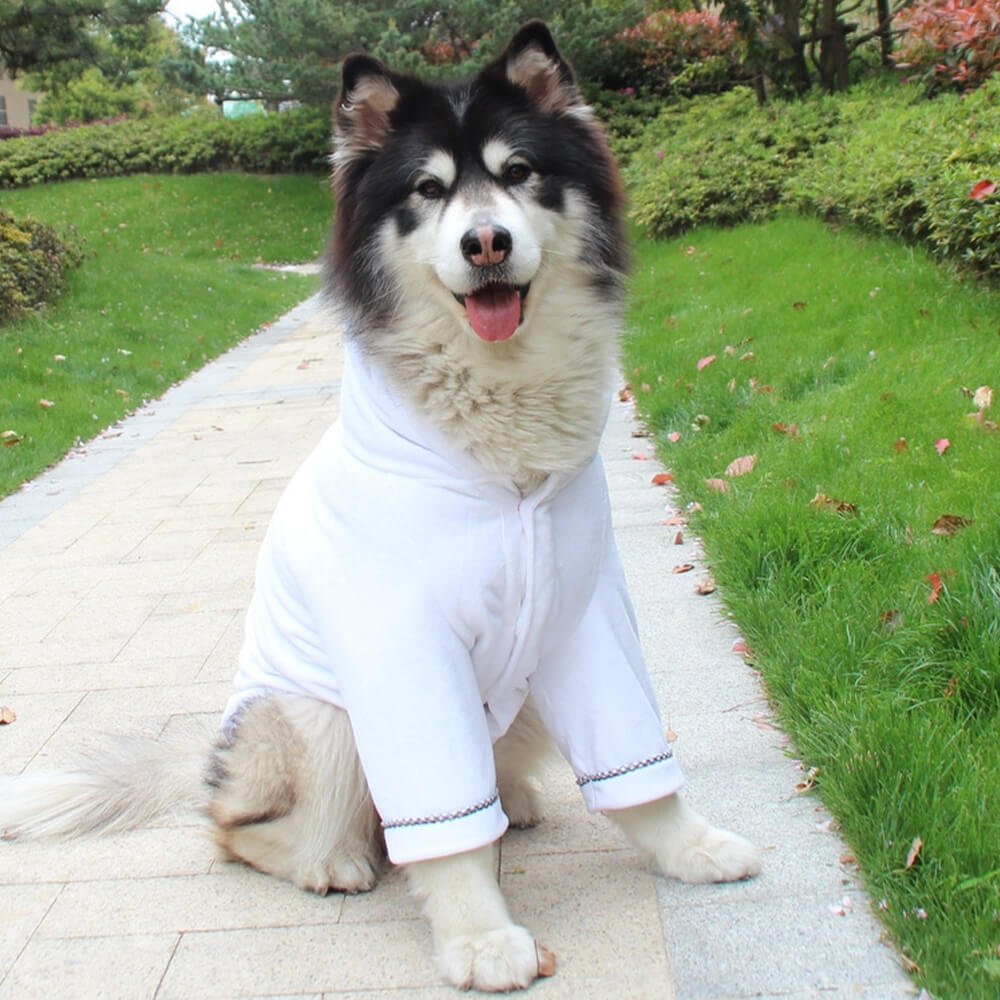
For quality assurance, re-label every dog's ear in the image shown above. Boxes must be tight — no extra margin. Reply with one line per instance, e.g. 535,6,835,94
494,20,585,114
334,54,401,162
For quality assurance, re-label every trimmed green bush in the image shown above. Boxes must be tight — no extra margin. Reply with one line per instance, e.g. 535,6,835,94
625,87,841,237
0,209,84,323
627,77,1000,278
789,78,1000,276
0,107,331,189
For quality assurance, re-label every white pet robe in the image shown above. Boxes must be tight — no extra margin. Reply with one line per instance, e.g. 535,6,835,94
224,339,684,864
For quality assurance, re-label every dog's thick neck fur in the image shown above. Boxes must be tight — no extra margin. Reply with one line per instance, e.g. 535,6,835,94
327,22,627,493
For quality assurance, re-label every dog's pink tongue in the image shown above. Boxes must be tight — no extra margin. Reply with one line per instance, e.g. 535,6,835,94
465,286,521,342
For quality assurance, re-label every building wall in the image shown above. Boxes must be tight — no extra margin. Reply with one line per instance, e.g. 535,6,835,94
0,69,42,130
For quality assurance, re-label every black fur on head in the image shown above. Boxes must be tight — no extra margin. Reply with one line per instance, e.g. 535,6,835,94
326,21,627,333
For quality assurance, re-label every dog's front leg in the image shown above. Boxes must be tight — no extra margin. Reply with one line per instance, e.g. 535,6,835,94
405,843,556,991
609,793,761,884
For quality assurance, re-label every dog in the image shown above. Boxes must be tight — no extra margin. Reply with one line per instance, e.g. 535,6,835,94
0,22,760,992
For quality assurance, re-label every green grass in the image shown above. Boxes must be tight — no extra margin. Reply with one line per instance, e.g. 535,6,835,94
625,214,1000,999
0,172,333,497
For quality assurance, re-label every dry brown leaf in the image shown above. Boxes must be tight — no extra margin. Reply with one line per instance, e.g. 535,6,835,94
973,385,994,410
901,955,922,974
663,516,685,526
672,563,695,574
795,766,819,794
673,531,684,545
619,384,633,402
809,492,859,516
537,946,557,978
931,514,972,537
771,422,800,439
893,437,908,452
725,454,757,477
0,706,16,725
38,398,55,409
905,835,923,871
706,477,730,493
879,609,904,633
695,577,717,595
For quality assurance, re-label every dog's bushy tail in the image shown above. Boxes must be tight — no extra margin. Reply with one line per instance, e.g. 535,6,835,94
0,726,211,841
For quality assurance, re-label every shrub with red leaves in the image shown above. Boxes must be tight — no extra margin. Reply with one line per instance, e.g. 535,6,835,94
893,0,1000,91
618,9,750,95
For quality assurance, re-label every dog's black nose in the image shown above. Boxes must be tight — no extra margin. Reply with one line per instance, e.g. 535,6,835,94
461,225,512,267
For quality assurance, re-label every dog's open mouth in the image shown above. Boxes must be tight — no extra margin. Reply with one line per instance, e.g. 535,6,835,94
454,283,530,342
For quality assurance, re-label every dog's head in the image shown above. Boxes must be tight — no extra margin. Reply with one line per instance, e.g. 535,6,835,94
328,21,626,349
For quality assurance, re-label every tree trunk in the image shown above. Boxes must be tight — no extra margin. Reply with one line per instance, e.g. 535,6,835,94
875,0,894,66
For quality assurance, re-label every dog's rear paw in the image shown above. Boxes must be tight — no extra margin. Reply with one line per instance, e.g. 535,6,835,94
664,825,761,884
437,925,555,992
297,852,380,895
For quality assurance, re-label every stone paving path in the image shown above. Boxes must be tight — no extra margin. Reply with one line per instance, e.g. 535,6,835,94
0,294,916,999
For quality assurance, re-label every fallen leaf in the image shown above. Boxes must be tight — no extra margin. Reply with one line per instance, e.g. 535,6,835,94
905,836,923,870
931,514,972,537
944,675,959,698
631,427,650,438
725,453,757,477
893,437,908,452
619,384,633,402
695,577,716,595
663,516,685,525
38,398,55,409
795,766,819,793
732,638,752,656
901,955,921,974
705,477,730,493
828,895,854,916
0,706,15,725
809,493,859,516
792,301,807,310
970,179,996,200
53,353,66,362
651,472,674,485
973,385,994,410
771,422,800,439
879,609,904,633
673,531,684,545
672,563,695,574
632,452,649,460
935,437,951,455
696,354,717,372
667,431,682,443
640,382,652,393
926,572,944,604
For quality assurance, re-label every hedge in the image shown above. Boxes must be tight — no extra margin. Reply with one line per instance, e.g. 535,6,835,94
0,107,331,189
0,209,84,323
626,77,1000,278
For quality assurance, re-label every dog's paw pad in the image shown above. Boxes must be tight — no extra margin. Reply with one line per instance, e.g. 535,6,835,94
438,925,550,992
669,827,761,884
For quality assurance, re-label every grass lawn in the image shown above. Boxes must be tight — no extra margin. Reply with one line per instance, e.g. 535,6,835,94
0,172,333,498
625,214,1000,998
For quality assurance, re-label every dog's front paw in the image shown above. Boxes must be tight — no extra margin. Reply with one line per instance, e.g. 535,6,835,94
437,925,555,992
500,777,544,829
661,824,761,884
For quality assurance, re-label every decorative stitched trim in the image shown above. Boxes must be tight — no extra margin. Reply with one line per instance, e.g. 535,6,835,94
382,791,500,830
575,751,674,788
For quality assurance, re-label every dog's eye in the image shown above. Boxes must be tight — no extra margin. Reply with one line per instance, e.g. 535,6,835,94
416,179,446,200
503,163,532,185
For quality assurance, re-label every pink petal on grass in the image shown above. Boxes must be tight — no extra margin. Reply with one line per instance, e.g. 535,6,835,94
706,477,730,493
696,355,717,371
970,180,996,200
935,437,951,455
667,431,682,443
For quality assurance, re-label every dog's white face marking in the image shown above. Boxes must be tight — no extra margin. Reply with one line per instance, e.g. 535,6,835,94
414,149,457,194
481,139,517,179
